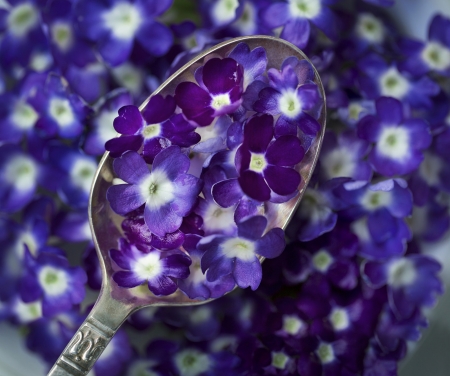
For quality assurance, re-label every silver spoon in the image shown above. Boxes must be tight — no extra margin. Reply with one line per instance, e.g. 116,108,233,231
48,35,326,376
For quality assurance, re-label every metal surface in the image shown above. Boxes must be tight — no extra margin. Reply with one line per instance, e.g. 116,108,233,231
48,35,327,376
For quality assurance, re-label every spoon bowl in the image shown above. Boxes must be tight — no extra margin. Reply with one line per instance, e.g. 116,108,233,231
48,35,326,376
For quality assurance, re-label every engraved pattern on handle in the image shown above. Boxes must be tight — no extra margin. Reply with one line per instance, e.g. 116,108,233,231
48,317,114,376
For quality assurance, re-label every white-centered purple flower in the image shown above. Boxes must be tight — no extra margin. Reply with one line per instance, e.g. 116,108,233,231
107,147,203,237
19,249,86,317
363,254,443,319
110,238,191,296
357,97,431,176
198,215,285,290
106,95,200,163
175,57,244,126
262,0,338,49
213,114,304,204
253,57,321,147
75,0,174,66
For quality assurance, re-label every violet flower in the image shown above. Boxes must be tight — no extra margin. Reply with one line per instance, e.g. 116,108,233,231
357,97,431,177
110,238,191,296
214,114,304,203
199,215,285,290
75,0,174,66
262,0,338,49
106,95,200,162
175,57,244,126
107,147,202,237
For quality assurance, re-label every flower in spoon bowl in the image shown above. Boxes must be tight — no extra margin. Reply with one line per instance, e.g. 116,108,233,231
107,146,203,237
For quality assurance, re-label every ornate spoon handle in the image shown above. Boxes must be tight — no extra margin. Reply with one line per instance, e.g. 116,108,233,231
47,290,134,376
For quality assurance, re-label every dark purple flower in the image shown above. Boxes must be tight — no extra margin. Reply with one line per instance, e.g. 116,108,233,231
84,88,133,156
357,97,431,177
106,95,200,163
262,0,338,49
94,329,133,376
19,249,87,317
110,238,191,296
199,215,285,290
175,57,244,126
107,147,202,237
75,0,174,66
214,114,304,203
363,254,443,319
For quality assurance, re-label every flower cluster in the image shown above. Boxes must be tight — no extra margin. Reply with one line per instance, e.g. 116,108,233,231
0,0,448,375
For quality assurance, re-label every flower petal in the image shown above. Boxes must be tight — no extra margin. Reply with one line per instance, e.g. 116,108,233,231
113,105,144,135
113,271,145,288
264,165,300,196
255,227,285,258
113,151,150,184
107,184,145,215
266,135,304,166
141,94,176,124
145,202,182,237
233,257,261,290
238,170,271,202
243,114,274,153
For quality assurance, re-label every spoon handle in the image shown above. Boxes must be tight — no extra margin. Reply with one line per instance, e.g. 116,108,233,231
47,289,134,376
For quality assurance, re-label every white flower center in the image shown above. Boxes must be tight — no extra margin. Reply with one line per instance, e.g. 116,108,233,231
7,2,39,38
139,169,174,209
272,352,289,369
210,93,231,111
142,123,161,139
232,2,256,35
174,349,211,376
133,252,162,280
196,122,218,142
351,217,371,242
49,97,75,128
282,315,303,335
289,0,321,19
11,101,38,130
317,343,335,364
14,299,42,323
127,360,159,376
388,258,417,287
29,52,53,72
211,0,239,26
419,153,441,186
96,110,120,143
70,158,97,193
360,189,392,211
355,13,384,44
329,308,349,331
377,126,410,160
190,306,212,324
203,202,236,233
17,231,38,256
421,41,450,71
189,258,205,285
210,335,237,352
112,63,144,96
38,266,68,296
102,2,142,40
379,67,409,99
312,249,333,272
347,102,364,121
5,155,37,190
321,147,355,179
51,21,73,52
249,153,267,172
278,89,302,119
221,237,255,261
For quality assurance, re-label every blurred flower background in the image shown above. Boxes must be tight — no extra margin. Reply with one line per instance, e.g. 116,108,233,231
0,0,450,375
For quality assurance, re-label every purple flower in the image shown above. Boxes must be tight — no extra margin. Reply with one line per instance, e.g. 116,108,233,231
357,97,431,176
363,0,394,6
336,99,375,128
175,57,244,126
107,147,202,237
253,58,321,147
363,254,443,319
199,0,243,29
19,249,86,317
106,95,200,162
214,114,304,204
199,215,285,290
94,329,133,376
84,88,133,156
110,238,191,296
75,0,174,66
262,0,338,49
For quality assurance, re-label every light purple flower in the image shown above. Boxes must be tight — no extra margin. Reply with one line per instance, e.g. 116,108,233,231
175,57,244,126
357,97,431,176
110,238,191,296
198,215,285,290
107,146,203,237
106,95,200,163
363,254,443,319
262,0,338,49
